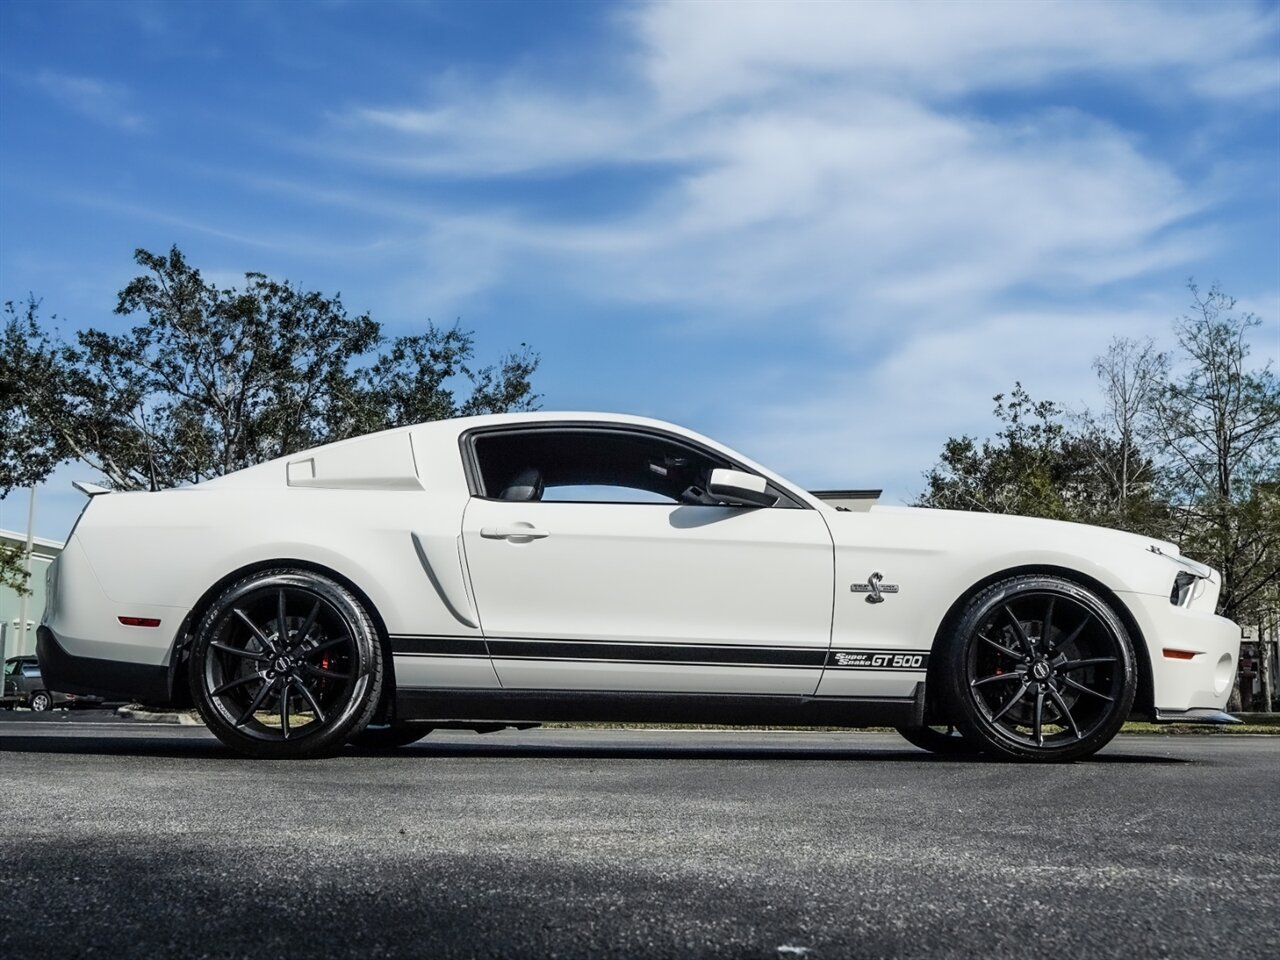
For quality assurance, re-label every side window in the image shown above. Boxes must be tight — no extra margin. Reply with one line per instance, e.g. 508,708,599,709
472,429,729,505
3,660,16,677
21,663,41,678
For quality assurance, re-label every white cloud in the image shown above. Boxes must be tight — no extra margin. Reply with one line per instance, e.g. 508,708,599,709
31,70,146,131
371,94,1205,329
340,89,672,176
294,0,1275,494
332,0,1278,185
322,1,1269,320
1192,57,1280,99
634,0,1279,110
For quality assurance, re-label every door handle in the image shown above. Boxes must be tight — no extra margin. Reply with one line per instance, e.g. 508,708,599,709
480,524,550,541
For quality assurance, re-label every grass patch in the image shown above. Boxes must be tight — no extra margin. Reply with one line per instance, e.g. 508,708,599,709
1120,721,1278,735
123,710,1280,735
541,721,1278,735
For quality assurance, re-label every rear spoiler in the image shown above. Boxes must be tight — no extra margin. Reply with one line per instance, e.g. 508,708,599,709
72,481,112,498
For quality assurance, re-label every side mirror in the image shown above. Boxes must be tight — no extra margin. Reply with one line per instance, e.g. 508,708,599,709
707,468,777,508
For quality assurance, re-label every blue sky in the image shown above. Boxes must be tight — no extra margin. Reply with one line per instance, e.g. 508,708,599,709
2,0,1278,540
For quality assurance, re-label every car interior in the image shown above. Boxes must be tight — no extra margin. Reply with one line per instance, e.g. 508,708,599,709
472,428,732,505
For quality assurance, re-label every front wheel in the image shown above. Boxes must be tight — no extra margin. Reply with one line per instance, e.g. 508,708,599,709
942,575,1136,763
190,569,383,759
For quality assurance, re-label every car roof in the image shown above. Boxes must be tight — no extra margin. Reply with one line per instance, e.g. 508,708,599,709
190,412,829,511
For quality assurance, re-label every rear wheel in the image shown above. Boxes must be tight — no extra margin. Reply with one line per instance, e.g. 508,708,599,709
943,575,1135,763
29,691,52,712
190,569,383,759
895,724,978,756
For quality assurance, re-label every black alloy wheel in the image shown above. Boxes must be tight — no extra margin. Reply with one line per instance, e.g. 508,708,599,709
190,569,383,759
895,724,979,756
943,575,1136,762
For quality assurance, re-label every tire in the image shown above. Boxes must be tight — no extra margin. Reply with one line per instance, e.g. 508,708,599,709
29,691,52,712
189,568,383,759
941,575,1136,763
350,723,434,751
895,724,980,756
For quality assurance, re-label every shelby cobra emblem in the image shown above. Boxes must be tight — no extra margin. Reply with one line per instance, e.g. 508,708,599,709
851,572,899,603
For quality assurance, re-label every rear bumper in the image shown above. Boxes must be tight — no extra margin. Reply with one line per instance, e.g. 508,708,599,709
37,626,170,703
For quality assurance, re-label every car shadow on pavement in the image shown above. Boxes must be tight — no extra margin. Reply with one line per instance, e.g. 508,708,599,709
384,741,1191,764
0,734,237,760
0,733,1189,764
0,734,944,762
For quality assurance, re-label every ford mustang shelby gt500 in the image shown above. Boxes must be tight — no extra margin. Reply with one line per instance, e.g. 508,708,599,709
39,412,1240,760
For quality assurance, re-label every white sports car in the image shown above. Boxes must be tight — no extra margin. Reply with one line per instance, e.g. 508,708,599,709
39,412,1240,760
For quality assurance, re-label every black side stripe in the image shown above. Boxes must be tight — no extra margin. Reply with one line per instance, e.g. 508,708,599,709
489,639,826,666
392,637,487,657
389,636,929,671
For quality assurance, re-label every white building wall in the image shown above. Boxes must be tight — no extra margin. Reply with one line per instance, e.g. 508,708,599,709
0,530,64,659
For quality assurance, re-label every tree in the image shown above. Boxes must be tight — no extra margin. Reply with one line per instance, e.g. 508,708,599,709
917,281,1278,639
1147,283,1279,628
2,298,65,491
0,543,26,595
2,297,67,593
2,245,540,591
1077,336,1168,524
20,245,540,492
917,383,1098,520
1254,565,1280,710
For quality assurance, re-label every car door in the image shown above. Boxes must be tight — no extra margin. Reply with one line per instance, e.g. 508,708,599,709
19,661,41,697
459,425,835,695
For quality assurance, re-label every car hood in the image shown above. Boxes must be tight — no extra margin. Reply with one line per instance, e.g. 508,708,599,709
826,503,1195,572
871,503,1172,549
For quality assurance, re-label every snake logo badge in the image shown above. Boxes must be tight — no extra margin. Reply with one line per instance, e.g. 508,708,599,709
851,571,900,604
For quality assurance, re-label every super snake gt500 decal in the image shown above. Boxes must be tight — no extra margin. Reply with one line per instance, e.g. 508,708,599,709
826,650,929,671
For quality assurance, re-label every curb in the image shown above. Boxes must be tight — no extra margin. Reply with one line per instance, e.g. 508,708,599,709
116,705,203,726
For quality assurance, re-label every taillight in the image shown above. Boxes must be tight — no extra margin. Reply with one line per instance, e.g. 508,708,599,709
118,616,162,628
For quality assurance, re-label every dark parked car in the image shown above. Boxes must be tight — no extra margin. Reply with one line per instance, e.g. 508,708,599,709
2,656,98,711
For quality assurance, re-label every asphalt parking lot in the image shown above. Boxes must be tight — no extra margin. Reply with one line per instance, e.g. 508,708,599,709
0,721,1276,960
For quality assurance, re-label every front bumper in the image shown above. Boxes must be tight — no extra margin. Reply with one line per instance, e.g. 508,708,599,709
1119,591,1241,714
1154,708,1241,725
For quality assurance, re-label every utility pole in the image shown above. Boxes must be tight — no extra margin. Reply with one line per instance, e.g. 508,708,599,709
16,486,36,656
1262,607,1277,713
